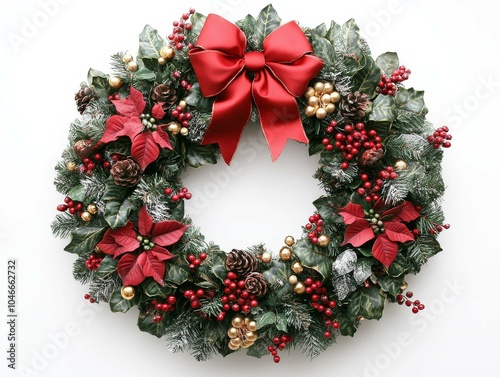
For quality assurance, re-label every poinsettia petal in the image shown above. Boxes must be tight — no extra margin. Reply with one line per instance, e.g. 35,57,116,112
122,116,144,141
118,253,145,286
100,115,129,144
139,251,166,286
152,127,173,150
384,222,414,243
112,86,146,117
138,206,153,236
97,229,119,255
97,222,139,258
131,132,160,171
339,202,366,225
372,234,399,268
151,220,189,246
150,245,174,262
151,103,166,120
341,219,375,247
393,201,421,223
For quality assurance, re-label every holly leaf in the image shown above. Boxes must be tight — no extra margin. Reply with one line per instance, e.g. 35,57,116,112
341,219,374,247
256,312,276,330
353,55,381,98
150,220,189,246
387,253,408,277
255,4,281,46
104,199,134,229
143,280,174,298
395,88,428,116
98,222,139,258
112,87,146,117
313,196,337,223
275,313,288,332
347,286,385,320
67,184,86,202
377,274,405,298
164,256,190,286
293,239,331,279
372,234,399,268
335,19,361,56
64,225,106,255
138,310,167,338
131,132,161,171
369,94,397,123
93,255,118,280
138,25,165,59
376,52,399,75
309,32,335,68
384,222,414,244
102,177,129,202
184,142,218,168
109,287,140,313
339,202,365,225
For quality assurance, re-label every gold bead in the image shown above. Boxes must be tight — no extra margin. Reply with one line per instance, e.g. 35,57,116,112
314,82,325,93
325,103,336,114
318,234,330,247
232,316,243,328
323,82,334,94
247,321,257,332
120,286,135,300
180,127,189,136
122,54,133,63
158,57,167,65
284,236,295,247
80,211,92,222
228,341,240,350
160,46,176,61
359,316,365,321
291,261,303,274
279,246,293,261
178,100,187,108
240,339,254,349
330,91,341,103
321,93,331,104
293,282,306,295
305,86,316,98
94,245,102,254
66,161,76,172
394,160,408,171
126,61,138,72
305,106,318,117
315,107,327,119
230,337,242,347
167,122,181,135
227,327,239,338
245,331,258,342
87,203,98,215
400,281,408,290
108,76,123,89
261,252,272,263
308,96,320,107
288,275,298,285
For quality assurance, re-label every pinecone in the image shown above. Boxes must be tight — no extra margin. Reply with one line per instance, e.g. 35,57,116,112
244,272,268,298
110,158,141,187
151,84,178,110
359,148,384,167
75,83,95,114
73,139,93,158
225,249,258,276
340,91,371,121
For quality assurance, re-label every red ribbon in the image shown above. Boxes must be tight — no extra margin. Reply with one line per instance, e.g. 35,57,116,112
189,14,324,164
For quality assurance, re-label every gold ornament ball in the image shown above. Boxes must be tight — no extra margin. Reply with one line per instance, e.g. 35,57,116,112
394,160,408,171
321,93,331,104
400,281,408,290
284,236,295,247
305,105,318,117
180,127,189,136
245,331,258,342
305,86,316,98
87,203,98,215
231,315,243,328
291,261,303,274
330,91,341,103
247,321,257,332
261,252,272,263
325,103,336,114
178,100,187,108
122,54,133,63
160,46,176,60
323,82,334,94
288,275,298,285
293,282,306,295
228,341,240,351
167,122,181,135
308,96,320,107
315,107,327,119
314,81,325,93
66,161,76,172
126,61,138,72
318,234,330,247
279,246,293,261
158,57,167,65
227,327,239,338
108,76,123,89
80,211,92,222
240,339,254,349
121,286,135,300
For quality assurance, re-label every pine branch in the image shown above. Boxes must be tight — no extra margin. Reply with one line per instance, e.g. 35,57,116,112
381,170,410,205
294,320,335,359
51,212,81,239
283,302,313,330
110,52,128,77
405,235,442,273
54,160,81,195
72,255,93,284
164,312,202,354
198,297,223,318
130,174,171,222
384,134,430,161
80,169,108,202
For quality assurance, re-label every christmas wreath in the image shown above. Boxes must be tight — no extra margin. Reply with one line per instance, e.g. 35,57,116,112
52,5,451,362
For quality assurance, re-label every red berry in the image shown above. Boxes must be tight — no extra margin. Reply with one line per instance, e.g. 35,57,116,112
273,356,280,363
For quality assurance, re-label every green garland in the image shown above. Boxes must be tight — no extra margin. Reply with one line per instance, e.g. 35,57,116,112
52,4,450,362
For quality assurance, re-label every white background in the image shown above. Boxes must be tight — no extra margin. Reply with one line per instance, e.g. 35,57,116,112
1,0,498,376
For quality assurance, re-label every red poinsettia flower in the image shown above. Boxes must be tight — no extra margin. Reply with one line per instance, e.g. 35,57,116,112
339,200,420,268
97,206,189,286
100,86,172,170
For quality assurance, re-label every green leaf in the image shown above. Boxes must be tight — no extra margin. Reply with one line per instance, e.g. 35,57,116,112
184,142,217,168
104,199,134,229
197,249,227,289
308,139,325,156
255,4,281,46
135,66,156,81
325,20,341,44
293,239,331,279
377,274,405,298
369,95,397,123
353,55,381,98
67,184,86,202
138,25,165,59
87,68,110,99
189,12,207,37
64,225,107,255
105,138,131,156
102,177,130,202
184,83,213,111
335,19,361,55
169,200,185,222
313,196,336,223
94,255,118,279
164,256,190,285
236,14,257,38
376,52,399,75
256,311,276,329
143,279,174,298
387,253,408,277
109,288,140,313
313,22,328,37
347,286,385,320
262,260,291,298
138,310,166,338
309,32,335,69
395,88,428,116
276,313,288,332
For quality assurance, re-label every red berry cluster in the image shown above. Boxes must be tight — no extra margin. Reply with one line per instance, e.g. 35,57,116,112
267,334,293,363
396,291,425,314
171,101,193,127
304,278,337,317
356,167,399,203
376,65,411,96
305,213,323,244
168,8,195,51
165,187,192,202
187,252,207,270
84,293,95,303
323,121,382,170
79,152,110,175
57,196,84,215
427,126,452,149
183,288,215,311
108,93,120,101
217,272,259,321
145,296,177,323
430,223,450,235
323,318,340,339
85,253,103,271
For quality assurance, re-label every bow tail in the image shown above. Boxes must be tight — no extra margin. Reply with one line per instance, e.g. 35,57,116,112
201,74,253,164
253,74,308,161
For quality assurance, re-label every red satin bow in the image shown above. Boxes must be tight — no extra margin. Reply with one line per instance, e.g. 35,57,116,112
189,14,324,164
